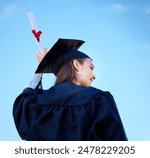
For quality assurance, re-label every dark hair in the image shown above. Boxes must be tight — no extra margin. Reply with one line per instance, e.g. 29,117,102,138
55,58,85,84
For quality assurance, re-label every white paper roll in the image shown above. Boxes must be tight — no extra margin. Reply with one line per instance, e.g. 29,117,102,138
27,11,43,53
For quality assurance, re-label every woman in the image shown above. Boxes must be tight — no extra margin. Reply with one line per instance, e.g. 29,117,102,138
13,38,127,141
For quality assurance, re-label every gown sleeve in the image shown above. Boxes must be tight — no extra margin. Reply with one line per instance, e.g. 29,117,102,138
89,92,128,141
12,75,42,140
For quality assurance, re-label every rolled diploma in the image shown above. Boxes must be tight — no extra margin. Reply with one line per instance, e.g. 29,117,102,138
27,11,43,53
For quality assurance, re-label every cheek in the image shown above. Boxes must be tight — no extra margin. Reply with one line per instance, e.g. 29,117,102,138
79,69,92,86
80,64,92,78
81,69,92,79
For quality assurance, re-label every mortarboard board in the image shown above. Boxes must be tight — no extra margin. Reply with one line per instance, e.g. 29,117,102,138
35,38,91,75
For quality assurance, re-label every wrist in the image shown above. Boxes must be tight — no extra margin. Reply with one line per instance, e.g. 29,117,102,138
35,73,43,78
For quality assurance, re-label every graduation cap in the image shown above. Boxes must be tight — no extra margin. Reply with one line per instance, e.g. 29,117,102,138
35,38,90,75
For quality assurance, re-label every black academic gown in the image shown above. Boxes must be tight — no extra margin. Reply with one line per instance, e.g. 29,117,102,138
13,81,127,141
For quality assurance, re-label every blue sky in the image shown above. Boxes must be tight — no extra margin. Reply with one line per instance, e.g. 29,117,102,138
0,0,150,140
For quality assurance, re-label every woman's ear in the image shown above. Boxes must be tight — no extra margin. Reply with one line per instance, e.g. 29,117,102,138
73,59,81,71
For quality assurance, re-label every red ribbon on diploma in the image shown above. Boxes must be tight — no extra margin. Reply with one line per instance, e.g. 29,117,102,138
32,29,42,42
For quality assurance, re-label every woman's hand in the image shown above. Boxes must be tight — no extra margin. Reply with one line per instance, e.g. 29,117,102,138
37,48,47,63
36,48,47,77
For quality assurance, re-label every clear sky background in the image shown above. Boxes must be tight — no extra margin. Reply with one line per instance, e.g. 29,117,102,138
0,0,150,140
